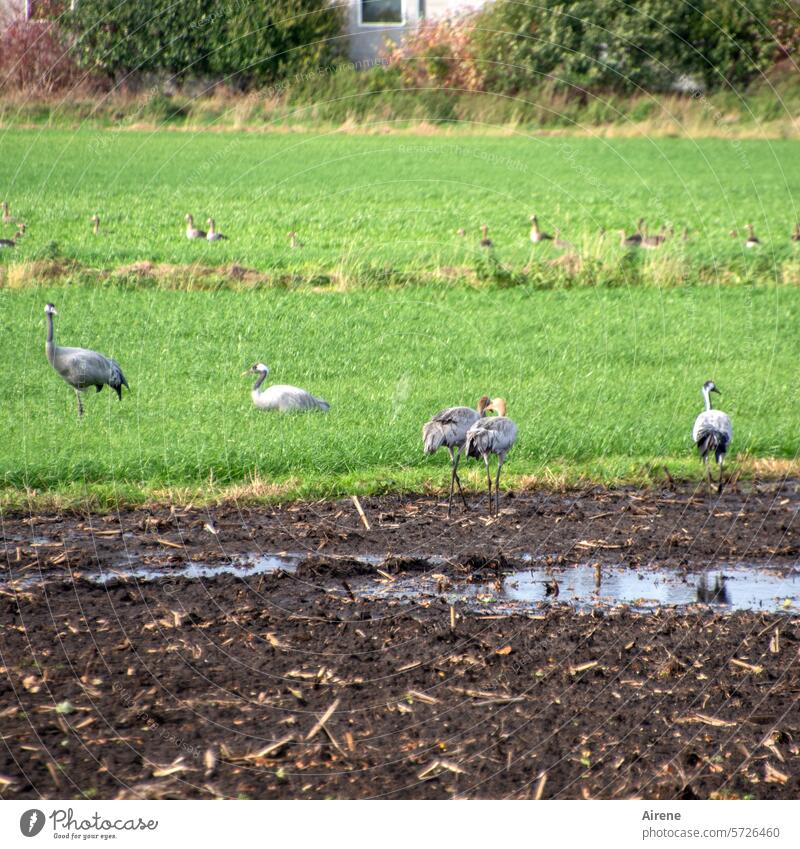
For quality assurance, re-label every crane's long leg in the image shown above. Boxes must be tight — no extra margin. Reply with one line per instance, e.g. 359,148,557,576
494,460,504,515
702,456,711,494
484,455,493,516
717,457,725,496
451,448,468,510
446,447,457,518
74,389,84,418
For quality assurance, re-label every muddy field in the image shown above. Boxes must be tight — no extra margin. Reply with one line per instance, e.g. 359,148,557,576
1,482,799,799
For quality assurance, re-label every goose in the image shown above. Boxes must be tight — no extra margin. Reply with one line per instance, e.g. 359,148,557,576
287,231,303,249
623,219,645,245
185,214,206,240
692,380,732,495
423,396,492,517
619,229,641,248
464,398,518,516
529,215,553,243
0,230,23,248
744,224,759,248
245,363,329,412
90,214,100,235
44,303,129,417
206,219,228,241
479,225,493,248
791,223,800,242
641,228,666,249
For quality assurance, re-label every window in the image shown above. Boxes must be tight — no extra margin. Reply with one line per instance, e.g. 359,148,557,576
360,0,404,26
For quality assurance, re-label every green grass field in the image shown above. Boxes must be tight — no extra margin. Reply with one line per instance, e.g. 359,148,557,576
1,284,797,507
2,130,800,287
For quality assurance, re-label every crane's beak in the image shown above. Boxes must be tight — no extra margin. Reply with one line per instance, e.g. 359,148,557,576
711,386,721,395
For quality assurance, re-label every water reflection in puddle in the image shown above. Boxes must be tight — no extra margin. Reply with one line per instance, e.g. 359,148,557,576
93,552,307,584
353,564,800,615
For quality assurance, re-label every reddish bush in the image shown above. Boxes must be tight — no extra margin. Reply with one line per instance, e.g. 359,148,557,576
770,2,800,60
0,16,85,94
383,14,484,92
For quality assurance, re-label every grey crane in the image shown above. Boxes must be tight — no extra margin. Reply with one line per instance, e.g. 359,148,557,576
479,224,493,248
91,214,100,235
464,398,518,516
245,363,329,412
44,303,129,417
744,224,760,248
423,395,491,517
692,380,732,495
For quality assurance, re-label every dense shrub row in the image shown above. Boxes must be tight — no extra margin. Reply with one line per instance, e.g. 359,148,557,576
388,0,791,95
66,0,346,87
0,0,796,98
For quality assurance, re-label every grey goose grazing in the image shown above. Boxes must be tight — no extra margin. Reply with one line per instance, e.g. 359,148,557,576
0,229,22,248
245,363,329,412
464,398,518,516
185,214,206,239
620,218,645,246
529,214,553,243
744,224,760,248
692,380,732,495
423,395,491,517
206,218,228,241
45,304,129,417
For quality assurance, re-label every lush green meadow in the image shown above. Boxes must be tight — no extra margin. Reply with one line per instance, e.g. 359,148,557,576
2,130,800,286
0,284,797,507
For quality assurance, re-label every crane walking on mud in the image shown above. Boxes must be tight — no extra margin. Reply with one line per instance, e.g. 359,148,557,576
692,380,732,495
423,396,492,517
465,398,518,516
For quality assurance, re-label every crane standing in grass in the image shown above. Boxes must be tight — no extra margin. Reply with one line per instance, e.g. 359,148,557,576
44,303,129,417
692,380,732,495
423,396,492,517
465,398,518,516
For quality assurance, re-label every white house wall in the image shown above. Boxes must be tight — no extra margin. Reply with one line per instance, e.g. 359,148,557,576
346,0,472,63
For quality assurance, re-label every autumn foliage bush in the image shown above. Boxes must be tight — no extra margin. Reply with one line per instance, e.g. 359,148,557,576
0,17,86,94
383,13,484,91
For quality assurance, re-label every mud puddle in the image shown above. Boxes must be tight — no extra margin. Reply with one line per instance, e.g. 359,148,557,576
349,562,800,615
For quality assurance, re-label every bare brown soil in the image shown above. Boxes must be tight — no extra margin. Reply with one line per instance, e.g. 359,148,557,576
1,482,798,799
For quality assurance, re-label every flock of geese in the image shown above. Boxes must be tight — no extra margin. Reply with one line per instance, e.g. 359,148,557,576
4,200,800,253
41,302,733,516
470,214,800,251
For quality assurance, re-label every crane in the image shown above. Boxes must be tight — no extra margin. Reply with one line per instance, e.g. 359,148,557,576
692,380,732,494
423,396,491,517
44,303,129,417
464,398,518,516
245,363,329,412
